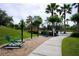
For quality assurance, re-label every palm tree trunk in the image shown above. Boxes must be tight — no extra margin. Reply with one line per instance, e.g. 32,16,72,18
52,23,55,36
51,11,53,16
51,10,55,36
56,22,58,35
37,26,39,36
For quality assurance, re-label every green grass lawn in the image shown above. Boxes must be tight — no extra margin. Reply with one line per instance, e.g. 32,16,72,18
0,26,36,45
62,37,79,56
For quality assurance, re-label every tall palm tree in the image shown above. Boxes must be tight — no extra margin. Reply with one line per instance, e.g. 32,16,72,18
61,4,72,34
48,15,60,36
45,3,59,36
46,3,59,16
72,3,79,13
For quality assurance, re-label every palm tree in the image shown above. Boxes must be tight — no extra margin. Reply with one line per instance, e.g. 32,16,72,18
57,9,64,33
45,3,59,36
61,4,72,34
26,16,33,39
48,15,60,36
33,16,42,36
46,3,59,16
72,3,79,13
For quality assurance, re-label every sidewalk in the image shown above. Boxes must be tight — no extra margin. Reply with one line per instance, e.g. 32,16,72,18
28,32,72,56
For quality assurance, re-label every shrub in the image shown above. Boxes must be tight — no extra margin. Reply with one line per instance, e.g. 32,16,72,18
41,30,48,36
70,33,79,37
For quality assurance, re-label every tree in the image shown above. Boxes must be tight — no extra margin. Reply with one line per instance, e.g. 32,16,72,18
48,15,60,36
45,3,59,36
26,16,33,39
14,24,19,29
71,13,79,32
61,4,72,34
57,8,64,21
46,3,59,16
3,16,13,26
0,9,14,26
0,9,7,25
57,9,64,33
33,16,42,36
72,3,79,13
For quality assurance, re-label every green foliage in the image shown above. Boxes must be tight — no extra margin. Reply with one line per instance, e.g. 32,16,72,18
67,26,76,32
33,16,42,26
32,16,42,36
70,25,77,31
19,20,25,29
45,3,59,16
3,16,13,26
48,15,60,24
41,30,48,36
71,13,79,32
62,37,79,56
0,9,13,26
70,33,79,37
61,4,72,14
26,16,33,24
71,13,79,22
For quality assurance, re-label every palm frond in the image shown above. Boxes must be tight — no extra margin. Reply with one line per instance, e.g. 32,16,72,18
67,11,71,14
45,10,49,13
55,5,59,9
72,3,77,6
51,3,56,8
57,9,62,15
61,7,64,9
75,5,78,8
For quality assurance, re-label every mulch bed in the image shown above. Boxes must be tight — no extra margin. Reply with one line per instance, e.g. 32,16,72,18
0,36,51,56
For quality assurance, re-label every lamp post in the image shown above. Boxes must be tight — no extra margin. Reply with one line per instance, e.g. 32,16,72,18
21,20,24,43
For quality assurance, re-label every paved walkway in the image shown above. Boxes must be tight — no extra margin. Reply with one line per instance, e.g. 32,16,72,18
28,32,72,56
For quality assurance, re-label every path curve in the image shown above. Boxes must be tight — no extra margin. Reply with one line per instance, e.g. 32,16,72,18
28,32,72,56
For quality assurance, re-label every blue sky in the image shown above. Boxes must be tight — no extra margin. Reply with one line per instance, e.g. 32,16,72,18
0,3,77,26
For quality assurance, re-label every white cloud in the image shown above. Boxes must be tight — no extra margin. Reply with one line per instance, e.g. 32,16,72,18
0,3,76,26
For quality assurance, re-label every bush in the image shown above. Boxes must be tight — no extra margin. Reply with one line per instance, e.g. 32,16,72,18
70,33,79,37
41,30,48,36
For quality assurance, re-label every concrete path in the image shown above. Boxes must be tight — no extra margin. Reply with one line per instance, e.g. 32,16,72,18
28,32,72,56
